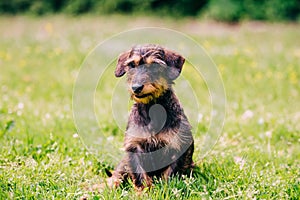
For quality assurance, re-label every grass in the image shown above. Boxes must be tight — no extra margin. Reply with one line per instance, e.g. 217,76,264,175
0,15,299,199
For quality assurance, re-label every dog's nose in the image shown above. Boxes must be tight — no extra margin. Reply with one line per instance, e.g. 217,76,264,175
132,84,144,94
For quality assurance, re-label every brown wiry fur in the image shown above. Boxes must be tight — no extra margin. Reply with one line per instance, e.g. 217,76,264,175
107,44,194,190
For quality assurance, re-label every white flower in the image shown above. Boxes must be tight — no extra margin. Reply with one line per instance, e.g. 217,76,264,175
17,102,24,109
45,113,51,119
197,113,203,122
265,130,272,138
107,136,114,141
258,117,264,125
172,188,181,198
234,156,246,170
121,190,129,197
241,110,254,120
212,110,218,116
17,110,22,116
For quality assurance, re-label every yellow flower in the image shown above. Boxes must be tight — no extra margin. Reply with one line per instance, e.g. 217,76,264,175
19,59,27,68
238,58,245,65
266,70,272,78
54,48,62,56
250,61,257,68
5,53,11,61
218,64,225,72
244,47,254,55
45,23,53,34
275,72,283,80
289,71,298,84
293,48,300,57
203,41,211,50
254,72,262,81
233,48,239,56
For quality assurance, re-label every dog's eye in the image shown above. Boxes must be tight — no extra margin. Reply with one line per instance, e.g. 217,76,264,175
128,62,135,68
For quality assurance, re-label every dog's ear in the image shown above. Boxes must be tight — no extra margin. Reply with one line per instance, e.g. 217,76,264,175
164,49,185,80
115,51,130,77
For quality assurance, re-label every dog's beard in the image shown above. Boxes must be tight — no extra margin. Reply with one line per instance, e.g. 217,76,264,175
132,93,155,104
130,79,168,104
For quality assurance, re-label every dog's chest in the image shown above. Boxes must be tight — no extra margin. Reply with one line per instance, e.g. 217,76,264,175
125,124,182,153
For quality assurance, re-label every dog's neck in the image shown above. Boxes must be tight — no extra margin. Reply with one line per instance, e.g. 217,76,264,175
130,88,184,130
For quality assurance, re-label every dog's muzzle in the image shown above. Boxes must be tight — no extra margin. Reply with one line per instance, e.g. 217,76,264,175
131,84,144,94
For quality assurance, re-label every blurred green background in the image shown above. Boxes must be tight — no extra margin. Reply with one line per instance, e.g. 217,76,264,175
1,0,300,21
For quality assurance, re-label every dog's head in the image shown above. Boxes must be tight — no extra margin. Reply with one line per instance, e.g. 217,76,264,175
115,44,185,104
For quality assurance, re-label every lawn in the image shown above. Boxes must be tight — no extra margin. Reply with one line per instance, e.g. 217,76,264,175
0,15,299,199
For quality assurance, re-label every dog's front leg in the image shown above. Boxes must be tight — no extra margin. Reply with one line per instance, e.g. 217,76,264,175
105,156,129,188
128,146,152,190
162,162,178,180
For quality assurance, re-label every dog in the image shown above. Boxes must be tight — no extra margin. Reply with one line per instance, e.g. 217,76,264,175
107,44,194,191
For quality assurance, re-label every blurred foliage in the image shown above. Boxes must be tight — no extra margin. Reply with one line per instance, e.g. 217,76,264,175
204,0,300,21
0,0,299,21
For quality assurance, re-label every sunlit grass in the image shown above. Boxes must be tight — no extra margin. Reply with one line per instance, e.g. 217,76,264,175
0,16,299,199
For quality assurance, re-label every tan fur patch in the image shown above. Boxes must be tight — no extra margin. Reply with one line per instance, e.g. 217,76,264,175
124,55,141,68
156,129,182,151
130,78,169,104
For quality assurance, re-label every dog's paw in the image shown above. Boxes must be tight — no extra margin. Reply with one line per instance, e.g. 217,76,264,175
91,177,121,192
